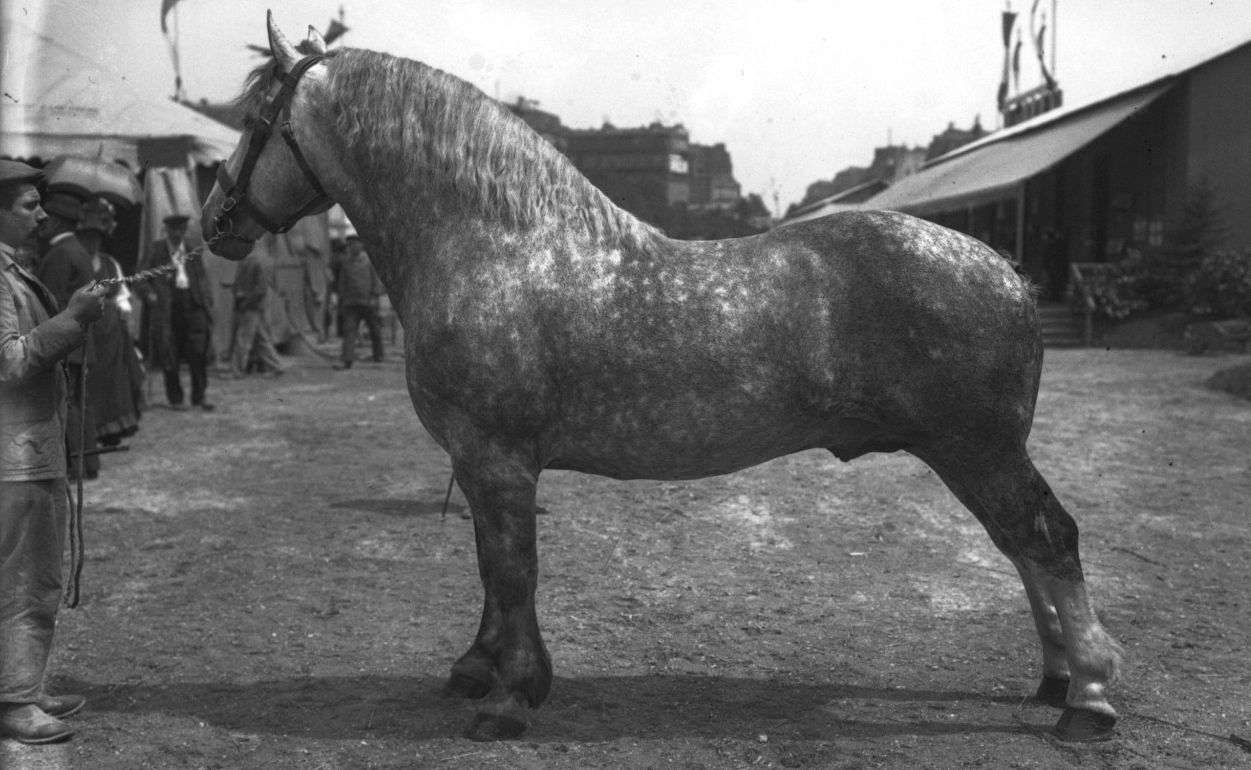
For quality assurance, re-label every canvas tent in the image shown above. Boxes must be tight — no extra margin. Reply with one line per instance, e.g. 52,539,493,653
0,8,239,168
1,10,334,362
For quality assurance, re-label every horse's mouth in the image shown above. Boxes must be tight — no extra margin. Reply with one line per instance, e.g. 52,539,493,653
205,228,257,260
203,211,261,260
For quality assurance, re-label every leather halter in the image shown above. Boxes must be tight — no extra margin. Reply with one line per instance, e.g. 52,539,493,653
213,54,332,236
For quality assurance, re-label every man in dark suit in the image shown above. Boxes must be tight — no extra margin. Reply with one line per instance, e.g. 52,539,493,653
35,192,99,479
139,214,215,411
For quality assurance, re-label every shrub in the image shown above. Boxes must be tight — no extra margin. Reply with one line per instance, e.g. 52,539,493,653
1188,248,1251,318
1072,258,1148,320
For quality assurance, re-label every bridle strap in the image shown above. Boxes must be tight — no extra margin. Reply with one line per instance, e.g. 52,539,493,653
214,54,332,237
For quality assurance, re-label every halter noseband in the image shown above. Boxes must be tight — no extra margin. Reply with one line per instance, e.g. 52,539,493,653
213,54,332,237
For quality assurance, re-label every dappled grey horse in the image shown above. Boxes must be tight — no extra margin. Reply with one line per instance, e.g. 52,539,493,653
202,13,1123,742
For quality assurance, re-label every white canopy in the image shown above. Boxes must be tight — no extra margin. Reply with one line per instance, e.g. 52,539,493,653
0,10,239,167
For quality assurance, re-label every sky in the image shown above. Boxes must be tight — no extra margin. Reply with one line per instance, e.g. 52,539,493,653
19,0,1251,215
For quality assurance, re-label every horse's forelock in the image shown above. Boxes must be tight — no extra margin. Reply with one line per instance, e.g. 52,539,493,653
232,45,342,120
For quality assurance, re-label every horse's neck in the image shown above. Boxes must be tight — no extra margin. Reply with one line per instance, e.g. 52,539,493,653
319,58,659,267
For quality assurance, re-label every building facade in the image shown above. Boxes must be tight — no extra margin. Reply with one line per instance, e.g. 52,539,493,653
564,122,692,226
687,143,742,210
861,40,1251,301
506,98,753,232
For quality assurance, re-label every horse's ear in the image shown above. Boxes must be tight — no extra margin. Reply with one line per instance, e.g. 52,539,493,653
266,10,300,71
306,25,328,55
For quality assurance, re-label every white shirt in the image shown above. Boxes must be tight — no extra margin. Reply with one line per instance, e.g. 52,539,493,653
169,239,190,289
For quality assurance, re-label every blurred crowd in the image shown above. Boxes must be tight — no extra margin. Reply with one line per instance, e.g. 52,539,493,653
0,158,394,744
7,182,389,485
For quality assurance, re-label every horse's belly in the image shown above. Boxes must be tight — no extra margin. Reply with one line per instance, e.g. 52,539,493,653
544,387,832,480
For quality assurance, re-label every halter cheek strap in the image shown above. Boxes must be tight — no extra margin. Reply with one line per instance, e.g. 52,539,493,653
214,54,333,236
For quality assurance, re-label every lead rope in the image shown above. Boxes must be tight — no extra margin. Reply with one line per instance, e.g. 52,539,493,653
65,341,88,608
63,250,202,608
441,473,455,520
93,247,201,288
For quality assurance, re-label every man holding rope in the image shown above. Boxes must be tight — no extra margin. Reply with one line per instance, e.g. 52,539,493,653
0,160,107,744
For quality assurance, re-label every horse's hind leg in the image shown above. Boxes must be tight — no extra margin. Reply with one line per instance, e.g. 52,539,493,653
1012,560,1071,706
916,443,1123,741
441,440,551,741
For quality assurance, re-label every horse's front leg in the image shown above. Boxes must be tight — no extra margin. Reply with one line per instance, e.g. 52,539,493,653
441,440,551,741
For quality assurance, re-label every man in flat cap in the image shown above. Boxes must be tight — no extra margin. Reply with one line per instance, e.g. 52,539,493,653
0,159,108,744
335,229,385,370
138,213,215,411
35,190,99,480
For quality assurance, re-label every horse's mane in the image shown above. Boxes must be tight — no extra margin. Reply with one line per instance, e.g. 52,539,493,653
236,47,660,252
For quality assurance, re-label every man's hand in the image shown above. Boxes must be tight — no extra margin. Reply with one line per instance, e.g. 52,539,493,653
67,283,108,326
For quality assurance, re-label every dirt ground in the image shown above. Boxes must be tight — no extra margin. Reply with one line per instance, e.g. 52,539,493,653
3,345,1249,769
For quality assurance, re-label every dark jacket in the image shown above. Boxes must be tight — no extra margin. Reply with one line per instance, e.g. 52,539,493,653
231,251,273,313
36,233,94,366
139,238,214,370
337,251,383,306
0,246,87,481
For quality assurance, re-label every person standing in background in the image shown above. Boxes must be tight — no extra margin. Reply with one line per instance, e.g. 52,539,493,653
335,230,384,370
138,214,215,411
77,200,142,448
229,248,286,377
34,191,98,480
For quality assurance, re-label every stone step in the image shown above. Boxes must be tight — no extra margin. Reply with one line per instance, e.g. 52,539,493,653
1037,303,1086,347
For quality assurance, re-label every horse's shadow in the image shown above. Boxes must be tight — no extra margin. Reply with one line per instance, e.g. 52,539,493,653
67,673,1046,742
329,497,465,518
328,498,551,518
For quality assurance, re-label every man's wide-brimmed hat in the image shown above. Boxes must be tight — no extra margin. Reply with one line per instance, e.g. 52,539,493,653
43,192,83,222
164,213,190,226
0,159,44,187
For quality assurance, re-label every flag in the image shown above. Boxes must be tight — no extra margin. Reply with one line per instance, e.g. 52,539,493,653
1012,33,1022,90
324,18,349,45
1031,0,1057,89
998,11,1017,109
160,0,181,33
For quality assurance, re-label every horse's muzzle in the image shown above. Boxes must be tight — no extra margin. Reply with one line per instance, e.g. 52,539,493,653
202,192,259,261
203,216,257,260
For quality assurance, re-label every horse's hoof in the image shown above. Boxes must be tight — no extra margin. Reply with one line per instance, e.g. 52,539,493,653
1034,675,1070,708
442,671,491,700
1053,707,1117,742
465,704,529,742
